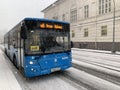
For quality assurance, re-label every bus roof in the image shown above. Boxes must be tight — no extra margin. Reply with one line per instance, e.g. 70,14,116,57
23,18,70,24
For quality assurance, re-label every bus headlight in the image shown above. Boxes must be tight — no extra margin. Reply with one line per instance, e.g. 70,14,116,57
29,61,34,65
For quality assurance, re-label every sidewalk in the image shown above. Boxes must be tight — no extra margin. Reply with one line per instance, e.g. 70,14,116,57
0,50,22,90
72,48,120,55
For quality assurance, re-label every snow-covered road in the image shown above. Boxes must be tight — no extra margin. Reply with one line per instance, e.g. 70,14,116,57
72,48,120,73
72,48,120,89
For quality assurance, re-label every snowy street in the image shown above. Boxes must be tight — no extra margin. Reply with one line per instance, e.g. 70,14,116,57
1,45,120,90
72,48,120,90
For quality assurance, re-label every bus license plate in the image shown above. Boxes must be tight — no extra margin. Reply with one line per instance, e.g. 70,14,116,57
51,67,61,72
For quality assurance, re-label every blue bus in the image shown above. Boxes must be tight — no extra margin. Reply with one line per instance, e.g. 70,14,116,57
4,18,72,77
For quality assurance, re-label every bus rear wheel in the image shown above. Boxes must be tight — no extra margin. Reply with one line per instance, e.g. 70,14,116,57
13,56,18,69
5,49,7,55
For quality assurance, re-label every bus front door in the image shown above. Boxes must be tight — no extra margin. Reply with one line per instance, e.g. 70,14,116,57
18,32,24,70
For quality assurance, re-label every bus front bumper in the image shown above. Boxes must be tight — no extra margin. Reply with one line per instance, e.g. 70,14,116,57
24,64,71,77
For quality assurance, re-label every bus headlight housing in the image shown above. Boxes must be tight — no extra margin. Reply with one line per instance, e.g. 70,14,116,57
29,61,34,65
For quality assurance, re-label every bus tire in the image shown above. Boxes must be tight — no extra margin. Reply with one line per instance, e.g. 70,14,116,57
13,56,18,69
5,49,7,55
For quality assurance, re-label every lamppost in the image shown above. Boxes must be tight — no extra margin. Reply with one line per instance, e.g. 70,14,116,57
112,0,116,53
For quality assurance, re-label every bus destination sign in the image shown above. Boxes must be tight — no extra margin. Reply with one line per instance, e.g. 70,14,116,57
40,23,63,30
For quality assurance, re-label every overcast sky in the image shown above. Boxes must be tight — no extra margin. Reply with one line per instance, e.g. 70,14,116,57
0,0,57,34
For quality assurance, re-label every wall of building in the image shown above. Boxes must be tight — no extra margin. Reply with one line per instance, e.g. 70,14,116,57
42,0,120,51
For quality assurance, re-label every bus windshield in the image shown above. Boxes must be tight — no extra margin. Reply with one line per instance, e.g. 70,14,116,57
25,29,71,55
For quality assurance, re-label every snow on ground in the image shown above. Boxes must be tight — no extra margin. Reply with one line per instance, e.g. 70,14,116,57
72,48,120,69
72,48,120,62
72,48,120,76
23,75,79,90
71,48,120,89
73,59,120,78
0,49,22,90
72,48,120,55
73,54,120,71
66,68,120,90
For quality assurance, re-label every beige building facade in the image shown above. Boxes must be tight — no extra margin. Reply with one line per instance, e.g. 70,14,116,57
42,0,120,51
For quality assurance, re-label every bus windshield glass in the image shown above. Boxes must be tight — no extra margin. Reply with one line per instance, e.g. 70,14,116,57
25,27,70,55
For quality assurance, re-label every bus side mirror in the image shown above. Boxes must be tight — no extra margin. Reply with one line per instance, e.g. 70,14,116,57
20,26,27,39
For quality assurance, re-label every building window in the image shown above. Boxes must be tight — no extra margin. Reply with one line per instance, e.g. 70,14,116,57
52,16,58,20
72,30,75,38
70,9,77,23
62,14,65,21
99,0,111,15
84,5,89,18
84,28,88,37
109,0,111,12
101,26,107,36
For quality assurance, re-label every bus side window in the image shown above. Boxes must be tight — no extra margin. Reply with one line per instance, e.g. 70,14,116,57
12,30,16,48
8,34,10,49
20,25,27,39
8,31,13,49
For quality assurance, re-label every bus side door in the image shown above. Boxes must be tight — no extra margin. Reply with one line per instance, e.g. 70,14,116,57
17,32,24,69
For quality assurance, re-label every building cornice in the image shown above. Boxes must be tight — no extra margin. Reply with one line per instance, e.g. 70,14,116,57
41,0,65,13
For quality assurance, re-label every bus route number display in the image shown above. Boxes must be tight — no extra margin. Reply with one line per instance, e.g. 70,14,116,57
30,46,39,51
40,23,63,30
